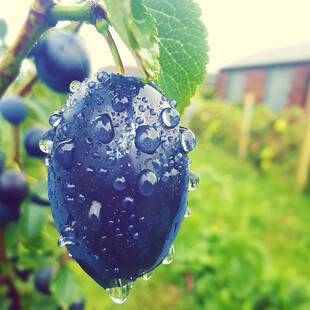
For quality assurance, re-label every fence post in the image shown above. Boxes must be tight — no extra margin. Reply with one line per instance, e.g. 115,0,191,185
295,82,310,191
238,93,255,159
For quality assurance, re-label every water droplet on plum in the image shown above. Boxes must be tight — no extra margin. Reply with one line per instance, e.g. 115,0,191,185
135,125,160,154
91,114,114,144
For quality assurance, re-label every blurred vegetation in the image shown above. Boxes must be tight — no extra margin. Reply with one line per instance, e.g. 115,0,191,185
2,77,310,309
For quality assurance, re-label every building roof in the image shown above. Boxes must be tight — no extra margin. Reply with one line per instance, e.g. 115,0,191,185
222,42,310,70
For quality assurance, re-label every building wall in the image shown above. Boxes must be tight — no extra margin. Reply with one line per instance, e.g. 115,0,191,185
243,68,266,102
216,71,228,99
287,63,310,108
216,62,310,111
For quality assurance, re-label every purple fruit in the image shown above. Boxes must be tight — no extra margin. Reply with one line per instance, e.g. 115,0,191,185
41,72,197,302
0,169,29,206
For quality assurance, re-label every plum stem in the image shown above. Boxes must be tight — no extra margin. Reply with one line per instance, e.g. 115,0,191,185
95,18,125,75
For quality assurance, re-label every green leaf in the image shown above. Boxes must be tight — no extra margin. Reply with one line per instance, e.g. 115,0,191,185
144,0,209,115
18,202,47,241
31,179,49,202
103,0,159,81
50,264,82,307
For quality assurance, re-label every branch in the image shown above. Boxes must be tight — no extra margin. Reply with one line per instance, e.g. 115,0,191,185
0,0,54,97
0,0,125,98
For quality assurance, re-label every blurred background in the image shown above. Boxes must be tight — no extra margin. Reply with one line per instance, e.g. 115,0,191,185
1,0,310,309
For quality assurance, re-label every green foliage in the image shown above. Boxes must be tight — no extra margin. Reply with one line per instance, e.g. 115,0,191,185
103,0,159,81
144,0,209,115
187,96,304,172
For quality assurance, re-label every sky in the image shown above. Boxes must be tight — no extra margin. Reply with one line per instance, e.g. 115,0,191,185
1,0,310,74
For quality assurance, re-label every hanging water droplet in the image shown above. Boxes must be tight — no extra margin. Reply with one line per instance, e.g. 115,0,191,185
106,279,135,304
163,244,175,265
142,272,152,281
137,169,157,197
113,177,126,191
91,114,114,144
49,112,63,127
55,139,75,169
86,200,103,231
57,222,77,247
39,130,54,154
180,127,196,152
160,108,180,128
69,80,81,92
188,170,199,191
135,125,160,154
184,207,191,218
43,155,51,166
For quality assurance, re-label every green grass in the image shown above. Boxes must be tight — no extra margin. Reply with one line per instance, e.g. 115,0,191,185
81,142,310,309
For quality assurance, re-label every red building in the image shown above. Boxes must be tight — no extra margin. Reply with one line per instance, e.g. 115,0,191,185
216,43,310,111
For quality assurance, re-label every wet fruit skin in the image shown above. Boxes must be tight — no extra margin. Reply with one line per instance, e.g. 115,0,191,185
44,72,195,289
33,31,90,93
0,94,27,124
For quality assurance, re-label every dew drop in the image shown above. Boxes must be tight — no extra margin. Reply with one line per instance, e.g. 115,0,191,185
106,155,116,166
43,155,51,166
160,108,180,128
86,200,103,231
88,81,96,89
180,127,196,152
84,137,93,150
55,139,75,169
142,272,152,281
69,80,81,92
49,112,63,127
188,170,199,191
57,222,77,247
135,125,160,154
137,169,157,197
106,279,135,304
39,130,54,154
113,177,126,191
96,167,108,179
168,99,177,109
91,114,114,144
138,105,146,112
64,182,76,195
97,72,110,84
112,96,129,112
78,194,86,203
122,196,134,210
163,244,175,265
184,207,191,218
